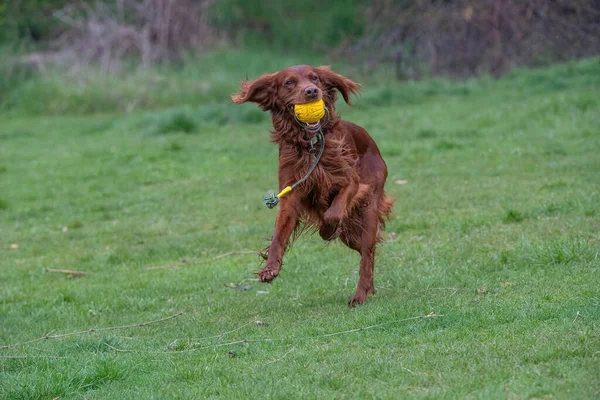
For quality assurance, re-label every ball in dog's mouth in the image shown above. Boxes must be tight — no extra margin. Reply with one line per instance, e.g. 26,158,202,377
292,99,326,131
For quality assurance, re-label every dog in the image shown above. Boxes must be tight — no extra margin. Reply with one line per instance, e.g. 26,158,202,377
232,65,393,305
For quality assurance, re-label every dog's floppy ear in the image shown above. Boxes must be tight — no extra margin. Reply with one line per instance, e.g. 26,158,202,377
231,73,278,111
315,66,361,105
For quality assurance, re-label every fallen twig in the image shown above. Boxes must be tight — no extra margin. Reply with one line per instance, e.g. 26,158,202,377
0,312,183,350
320,312,443,338
425,287,460,297
223,278,259,291
169,338,273,353
0,355,67,359
45,268,87,277
167,320,259,349
147,250,256,270
1,312,441,356
145,257,196,271
266,346,295,365
164,313,443,354
104,342,135,353
212,250,256,260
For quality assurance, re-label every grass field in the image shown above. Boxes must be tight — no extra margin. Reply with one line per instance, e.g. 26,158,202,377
1,56,599,399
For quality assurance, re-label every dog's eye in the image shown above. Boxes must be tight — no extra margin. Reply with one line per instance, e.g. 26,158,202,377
285,80,294,86
311,75,318,81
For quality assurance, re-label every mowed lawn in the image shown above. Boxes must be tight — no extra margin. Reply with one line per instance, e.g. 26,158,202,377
1,59,599,399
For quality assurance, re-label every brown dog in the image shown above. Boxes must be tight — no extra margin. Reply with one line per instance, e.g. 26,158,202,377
232,65,393,305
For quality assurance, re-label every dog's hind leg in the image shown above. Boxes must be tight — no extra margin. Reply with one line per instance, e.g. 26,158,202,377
340,203,380,306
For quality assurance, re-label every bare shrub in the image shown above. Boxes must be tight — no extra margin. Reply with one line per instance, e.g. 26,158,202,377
31,0,216,72
338,0,600,79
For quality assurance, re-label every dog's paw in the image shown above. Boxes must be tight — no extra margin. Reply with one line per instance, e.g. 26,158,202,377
348,285,375,307
348,292,368,307
254,266,279,283
319,222,341,241
323,207,343,227
319,209,343,241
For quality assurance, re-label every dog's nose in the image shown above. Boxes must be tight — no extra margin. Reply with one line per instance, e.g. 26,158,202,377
304,86,319,100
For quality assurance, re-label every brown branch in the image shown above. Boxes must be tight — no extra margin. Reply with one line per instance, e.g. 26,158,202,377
0,312,183,350
45,268,87,277
104,342,135,353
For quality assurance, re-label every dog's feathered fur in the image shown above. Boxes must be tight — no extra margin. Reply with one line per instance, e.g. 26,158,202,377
232,65,393,305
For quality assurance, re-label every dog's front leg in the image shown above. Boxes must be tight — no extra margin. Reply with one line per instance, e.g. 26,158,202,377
320,179,361,240
255,196,300,283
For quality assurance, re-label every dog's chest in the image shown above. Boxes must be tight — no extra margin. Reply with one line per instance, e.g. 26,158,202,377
304,146,358,206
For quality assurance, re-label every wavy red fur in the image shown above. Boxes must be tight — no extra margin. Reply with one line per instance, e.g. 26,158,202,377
232,65,394,305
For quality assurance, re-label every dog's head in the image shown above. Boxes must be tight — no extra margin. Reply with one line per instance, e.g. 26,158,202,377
232,65,360,130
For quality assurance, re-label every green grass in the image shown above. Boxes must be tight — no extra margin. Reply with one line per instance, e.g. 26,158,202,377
1,57,599,399
0,48,328,115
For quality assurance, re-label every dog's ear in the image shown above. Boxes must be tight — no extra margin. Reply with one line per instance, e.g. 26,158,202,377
231,73,278,111
315,66,361,105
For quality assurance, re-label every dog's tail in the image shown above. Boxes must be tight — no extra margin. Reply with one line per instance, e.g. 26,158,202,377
376,191,395,242
378,191,394,227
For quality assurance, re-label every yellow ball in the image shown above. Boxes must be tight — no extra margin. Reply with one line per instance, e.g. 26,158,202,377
294,99,326,123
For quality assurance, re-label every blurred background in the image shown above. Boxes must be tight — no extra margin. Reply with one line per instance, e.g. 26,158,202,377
1,0,599,115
